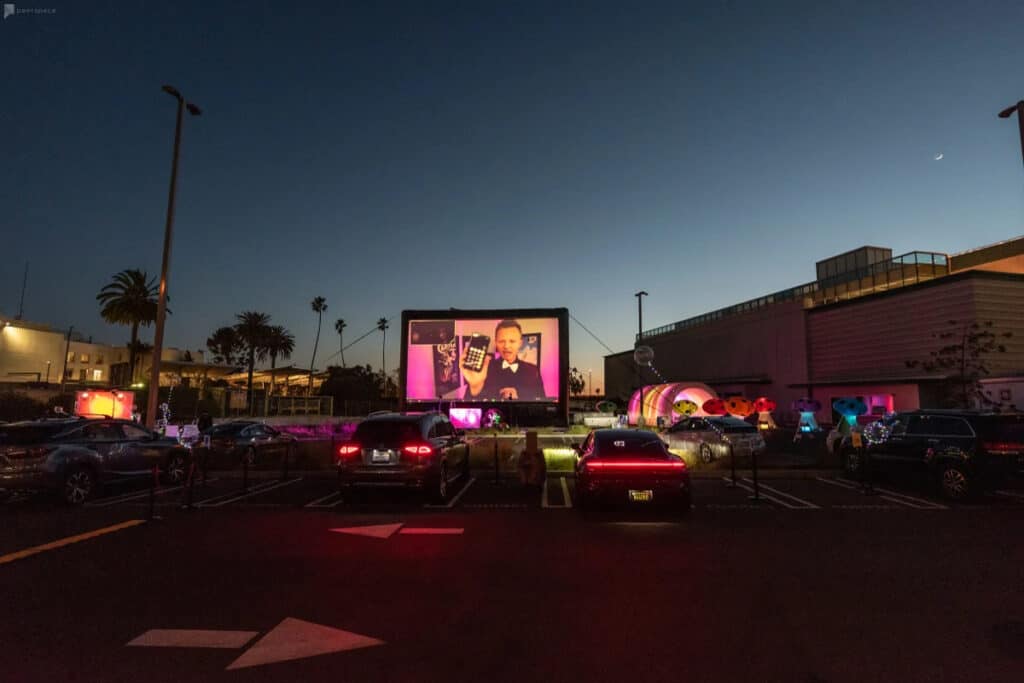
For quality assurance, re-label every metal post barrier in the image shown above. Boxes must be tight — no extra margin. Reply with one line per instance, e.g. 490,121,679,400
861,446,875,495
183,454,196,510
242,455,249,493
281,445,290,481
750,448,761,502
148,464,159,521
493,434,500,485
728,442,737,487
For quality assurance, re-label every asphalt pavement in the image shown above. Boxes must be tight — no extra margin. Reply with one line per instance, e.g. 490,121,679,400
3,469,1024,682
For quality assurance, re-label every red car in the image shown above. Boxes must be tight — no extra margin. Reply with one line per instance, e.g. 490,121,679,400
574,429,691,515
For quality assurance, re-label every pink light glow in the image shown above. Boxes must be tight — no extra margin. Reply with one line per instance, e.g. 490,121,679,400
449,408,481,429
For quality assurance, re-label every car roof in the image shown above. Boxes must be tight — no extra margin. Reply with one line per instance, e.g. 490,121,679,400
363,411,443,423
592,428,659,438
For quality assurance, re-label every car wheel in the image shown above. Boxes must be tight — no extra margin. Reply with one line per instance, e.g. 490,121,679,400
938,464,972,501
62,467,95,505
699,443,714,464
163,452,187,485
243,447,257,467
432,462,449,503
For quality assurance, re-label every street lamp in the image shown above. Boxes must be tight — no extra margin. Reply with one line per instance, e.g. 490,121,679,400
635,290,648,426
147,85,202,429
998,100,1024,173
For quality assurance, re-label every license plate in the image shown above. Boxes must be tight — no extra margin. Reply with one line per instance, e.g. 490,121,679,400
629,490,653,502
372,450,391,463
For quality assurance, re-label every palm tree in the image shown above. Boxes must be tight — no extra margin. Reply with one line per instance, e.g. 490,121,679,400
309,297,327,392
96,269,162,382
206,326,242,365
234,311,271,414
377,317,389,396
263,325,295,413
334,318,347,368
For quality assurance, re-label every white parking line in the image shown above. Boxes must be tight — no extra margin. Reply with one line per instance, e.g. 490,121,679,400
560,477,572,508
87,478,221,507
542,477,573,508
740,479,819,509
721,477,807,509
304,491,343,508
423,476,477,509
995,490,1024,500
834,477,948,509
815,476,860,492
198,478,303,508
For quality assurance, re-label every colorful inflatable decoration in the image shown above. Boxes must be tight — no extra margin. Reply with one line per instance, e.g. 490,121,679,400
724,396,754,418
793,397,822,433
832,397,869,434
702,398,728,416
753,396,777,431
672,399,698,416
627,382,717,426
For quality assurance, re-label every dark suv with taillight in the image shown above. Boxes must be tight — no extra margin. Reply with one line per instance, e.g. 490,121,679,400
845,410,1024,501
335,412,470,503
0,418,190,505
575,429,691,515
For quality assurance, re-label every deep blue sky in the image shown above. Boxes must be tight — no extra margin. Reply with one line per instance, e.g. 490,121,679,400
2,1,1022,389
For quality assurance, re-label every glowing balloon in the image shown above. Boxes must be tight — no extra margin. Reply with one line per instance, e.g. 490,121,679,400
672,399,698,416
793,398,822,413
753,397,776,413
832,397,868,418
724,396,754,418
702,398,727,416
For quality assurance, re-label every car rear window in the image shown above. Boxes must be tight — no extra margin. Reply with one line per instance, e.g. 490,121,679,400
353,421,423,444
0,423,70,445
709,418,757,434
594,432,667,457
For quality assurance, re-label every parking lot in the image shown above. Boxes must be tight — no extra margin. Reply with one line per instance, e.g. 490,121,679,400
4,464,1024,682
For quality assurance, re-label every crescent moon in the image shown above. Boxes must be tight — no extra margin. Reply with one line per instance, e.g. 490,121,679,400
934,153,944,161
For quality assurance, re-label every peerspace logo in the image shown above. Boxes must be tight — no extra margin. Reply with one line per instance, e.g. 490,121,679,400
3,5,14,20
4,4,57,19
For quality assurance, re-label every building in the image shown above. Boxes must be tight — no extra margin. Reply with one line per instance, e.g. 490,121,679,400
605,236,1024,426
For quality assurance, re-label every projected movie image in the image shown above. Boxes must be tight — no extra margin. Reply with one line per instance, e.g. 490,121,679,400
406,317,560,402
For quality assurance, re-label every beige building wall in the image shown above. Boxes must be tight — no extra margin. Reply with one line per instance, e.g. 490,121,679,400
0,319,119,385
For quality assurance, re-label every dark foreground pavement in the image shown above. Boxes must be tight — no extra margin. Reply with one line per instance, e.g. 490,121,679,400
3,476,1024,682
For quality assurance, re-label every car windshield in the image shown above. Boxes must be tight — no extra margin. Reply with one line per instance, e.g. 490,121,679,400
353,421,422,444
0,423,71,445
708,418,756,433
594,432,667,457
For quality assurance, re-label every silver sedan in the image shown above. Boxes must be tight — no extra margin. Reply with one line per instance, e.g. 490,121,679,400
663,416,766,464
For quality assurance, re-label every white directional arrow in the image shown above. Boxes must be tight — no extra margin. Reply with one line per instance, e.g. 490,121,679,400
226,618,385,670
329,523,404,538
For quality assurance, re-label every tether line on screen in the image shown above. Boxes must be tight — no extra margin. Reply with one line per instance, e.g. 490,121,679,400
318,317,393,366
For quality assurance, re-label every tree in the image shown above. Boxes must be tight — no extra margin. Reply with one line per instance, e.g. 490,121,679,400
309,296,328,393
568,367,586,396
234,311,271,413
319,364,390,406
263,325,295,413
207,326,242,365
334,318,347,368
905,319,1012,408
377,317,389,396
96,269,163,382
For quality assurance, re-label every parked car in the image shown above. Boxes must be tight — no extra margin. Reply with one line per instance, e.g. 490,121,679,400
199,420,297,468
335,412,469,503
575,429,691,514
662,416,766,464
844,410,1024,500
0,418,190,504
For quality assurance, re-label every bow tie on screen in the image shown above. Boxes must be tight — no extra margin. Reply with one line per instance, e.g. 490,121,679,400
501,360,519,373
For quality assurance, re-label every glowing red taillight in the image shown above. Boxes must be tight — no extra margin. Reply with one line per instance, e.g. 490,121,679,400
982,441,1024,453
402,444,434,456
337,444,361,457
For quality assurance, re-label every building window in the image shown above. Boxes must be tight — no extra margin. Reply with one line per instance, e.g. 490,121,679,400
80,353,90,363
67,351,75,364
96,354,104,365
1000,389,1012,401
79,369,87,381
92,369,103,382
65,368,74,379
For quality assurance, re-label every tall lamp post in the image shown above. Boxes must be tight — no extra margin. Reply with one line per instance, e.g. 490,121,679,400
588,368,592,397
998,100,1024,174
635,290,648,426
146,85,202,429
60,325,74,390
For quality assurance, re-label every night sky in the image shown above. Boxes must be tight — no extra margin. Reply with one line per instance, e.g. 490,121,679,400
2,1,1022,390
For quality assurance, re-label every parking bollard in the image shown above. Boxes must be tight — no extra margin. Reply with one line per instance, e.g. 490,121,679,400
281,446,290,481
493,435,500,485
727,442,738,487
749,448,761,502
861,448,875,495
183,455,196,510
242,456,249,493
148,464,158,521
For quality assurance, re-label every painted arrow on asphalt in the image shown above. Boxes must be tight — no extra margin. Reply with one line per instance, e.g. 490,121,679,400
127,618,385,670
330,523,464,538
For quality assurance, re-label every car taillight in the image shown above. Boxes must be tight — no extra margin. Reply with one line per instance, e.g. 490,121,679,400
337,444,361,457
982,441,1024,453
402,443,434,457
584,460,686,471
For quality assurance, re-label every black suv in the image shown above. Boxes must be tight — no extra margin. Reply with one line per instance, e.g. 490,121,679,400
336,412,470,502
0,418,191,504
845,410,1024,500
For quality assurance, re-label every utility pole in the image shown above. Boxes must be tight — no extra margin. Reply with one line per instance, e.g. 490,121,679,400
16,262,27,320
635,290,648,427
60,325,74,389
147,85,201,428
998,100,1024,173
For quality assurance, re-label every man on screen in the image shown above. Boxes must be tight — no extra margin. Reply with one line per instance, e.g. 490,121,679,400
462,319,546,400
